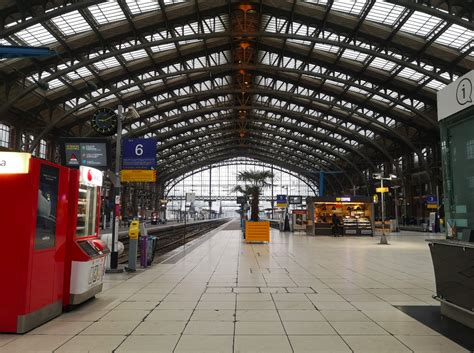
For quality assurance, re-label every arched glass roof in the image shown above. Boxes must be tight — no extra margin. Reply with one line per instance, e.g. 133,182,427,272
0,0,472,190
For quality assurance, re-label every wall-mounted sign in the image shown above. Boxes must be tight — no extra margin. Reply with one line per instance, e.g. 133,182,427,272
376,187,389,193
288,196,302,204
120,169,156,183
0,152,31,174
186,192,195,203
79,166,103,187
438,70,474,121
276,194,287,208
122,138,157,170
60,138,110,170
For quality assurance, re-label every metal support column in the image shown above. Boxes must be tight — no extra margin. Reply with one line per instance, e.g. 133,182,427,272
107,105,124,273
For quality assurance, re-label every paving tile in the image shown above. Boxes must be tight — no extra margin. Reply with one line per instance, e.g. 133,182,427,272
320,310,371,322
283,321,337,335
0,335,71,353
175,335,233,353
132,321,187,335
331,321,389,335
81,321,140,335
289,335,351,352
100,309,150,321
342,335,412,353
55,335,125,353
190,309,236,321
377,321,439,335
115,335,180,352
278,310,326,322
28,320,92,335
237,300,276,310
234,335,292,353
146,309,193,321
236,310,280,322
395,335,470,352
235,321,285,335
184,321,235,335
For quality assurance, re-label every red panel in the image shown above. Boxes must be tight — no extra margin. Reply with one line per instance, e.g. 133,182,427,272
0,158,68,332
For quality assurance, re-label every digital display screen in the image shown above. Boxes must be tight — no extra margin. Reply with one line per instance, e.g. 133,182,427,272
35,164,59,250
60,138,110,169
288,196,303,204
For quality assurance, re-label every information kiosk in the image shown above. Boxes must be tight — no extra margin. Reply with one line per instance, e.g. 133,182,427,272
64,166,109,306
0,153,69,333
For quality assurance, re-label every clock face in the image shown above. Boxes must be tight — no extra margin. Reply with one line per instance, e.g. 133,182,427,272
91,108,118,135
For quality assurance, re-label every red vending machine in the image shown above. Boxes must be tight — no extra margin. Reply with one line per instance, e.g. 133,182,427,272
64,165,109,306
0,153,69,333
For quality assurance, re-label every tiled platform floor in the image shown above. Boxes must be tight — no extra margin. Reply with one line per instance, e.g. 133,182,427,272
1,221,470,352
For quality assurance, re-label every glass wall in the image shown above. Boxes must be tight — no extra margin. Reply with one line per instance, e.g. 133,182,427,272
165,158,318,219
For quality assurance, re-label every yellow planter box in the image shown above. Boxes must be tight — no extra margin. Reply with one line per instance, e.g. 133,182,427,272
245,221,270,243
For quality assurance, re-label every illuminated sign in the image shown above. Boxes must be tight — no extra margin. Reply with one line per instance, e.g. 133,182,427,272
80,166,103,186
336,197,351,202
120,169,156,183
60,138,110,170
0,152,31,174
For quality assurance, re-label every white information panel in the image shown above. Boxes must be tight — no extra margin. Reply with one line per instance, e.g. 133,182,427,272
70,257,106,295
437,70,474,121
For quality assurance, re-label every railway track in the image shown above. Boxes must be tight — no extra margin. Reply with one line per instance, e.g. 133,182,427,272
118,219,228,264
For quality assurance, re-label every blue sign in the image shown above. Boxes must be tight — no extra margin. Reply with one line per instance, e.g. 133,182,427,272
426,195,437,204
276,195,287,203
122,139,157,169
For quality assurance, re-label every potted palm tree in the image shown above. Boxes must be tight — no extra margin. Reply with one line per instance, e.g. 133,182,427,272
233,170,273,242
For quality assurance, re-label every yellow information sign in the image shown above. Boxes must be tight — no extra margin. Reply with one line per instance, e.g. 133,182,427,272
120,169,156,182
376,187,389,193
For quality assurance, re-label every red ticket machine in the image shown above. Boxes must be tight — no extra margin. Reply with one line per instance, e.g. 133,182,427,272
64,166,109,306
0,153,69,333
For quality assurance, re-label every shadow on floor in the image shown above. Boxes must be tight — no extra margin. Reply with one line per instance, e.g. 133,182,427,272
396,305,474,352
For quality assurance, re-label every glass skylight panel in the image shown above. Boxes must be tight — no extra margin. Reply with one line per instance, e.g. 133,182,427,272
400,11,443,37
424,79,446,90
88,2,126,25
369,57,396,72
331,1,366,16
366,2,405,26
51,10,91,36
94,57,121,70
398,67,424,82
151,42,175,53
122,49,148,61
341,49,368,62
435,24,474,50
67,66,93,80
126,0,159,15
14,23,56,46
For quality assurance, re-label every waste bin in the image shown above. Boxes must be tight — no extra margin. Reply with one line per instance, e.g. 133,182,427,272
389,219,399,232
147,236,157,265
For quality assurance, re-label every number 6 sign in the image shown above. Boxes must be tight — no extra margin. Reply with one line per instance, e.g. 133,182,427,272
122,139,157,169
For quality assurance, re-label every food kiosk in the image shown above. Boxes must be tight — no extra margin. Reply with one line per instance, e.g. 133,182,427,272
307,196,374,236
0,153,70,333
64,166,109,306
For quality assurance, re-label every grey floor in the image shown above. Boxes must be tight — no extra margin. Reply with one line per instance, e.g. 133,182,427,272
1,221,470,352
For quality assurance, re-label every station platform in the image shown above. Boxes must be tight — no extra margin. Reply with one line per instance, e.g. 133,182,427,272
0,220,471,353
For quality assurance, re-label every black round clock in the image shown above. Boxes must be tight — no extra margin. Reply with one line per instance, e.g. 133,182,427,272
91,108,118,135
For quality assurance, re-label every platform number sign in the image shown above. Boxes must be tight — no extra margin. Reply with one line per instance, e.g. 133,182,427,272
122,139,157,170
